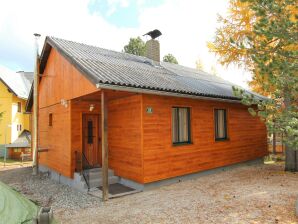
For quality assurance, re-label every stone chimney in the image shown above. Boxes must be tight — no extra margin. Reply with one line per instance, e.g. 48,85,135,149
145,39,160,62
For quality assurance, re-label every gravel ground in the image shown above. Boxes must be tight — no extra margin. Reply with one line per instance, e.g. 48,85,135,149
0,163,297,224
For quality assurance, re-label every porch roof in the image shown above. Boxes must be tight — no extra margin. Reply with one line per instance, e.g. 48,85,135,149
39,36,266,102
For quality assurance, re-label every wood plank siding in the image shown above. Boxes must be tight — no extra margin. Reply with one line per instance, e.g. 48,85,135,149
39,104,71,177
108,94,143,183
38,48,98,109
141,94,268,183
38,48,98,178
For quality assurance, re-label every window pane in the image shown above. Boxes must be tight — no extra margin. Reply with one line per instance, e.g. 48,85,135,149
49,113,53,126
178,108,189,142
215,109,227,139
172,108,179,143
87,121,93,144
17,102,21,113
172,107,190,144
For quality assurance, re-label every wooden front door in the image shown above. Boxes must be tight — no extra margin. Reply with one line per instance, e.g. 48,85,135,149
82,114,101,168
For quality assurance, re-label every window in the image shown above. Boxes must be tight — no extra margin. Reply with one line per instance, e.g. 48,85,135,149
17,124,22,131
87,121,93,144
49,113,53,126
172,107,191,144
17,102,21,113
214,109,228,140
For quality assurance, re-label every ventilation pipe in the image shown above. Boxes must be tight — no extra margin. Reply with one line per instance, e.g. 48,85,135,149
32,33,40,176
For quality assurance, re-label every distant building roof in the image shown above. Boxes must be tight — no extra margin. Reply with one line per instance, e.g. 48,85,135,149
0,66,33,99
6,130,31,148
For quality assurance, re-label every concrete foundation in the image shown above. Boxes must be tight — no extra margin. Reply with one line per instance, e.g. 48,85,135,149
39,158,264,193
39,165,86,192
142,158,264,190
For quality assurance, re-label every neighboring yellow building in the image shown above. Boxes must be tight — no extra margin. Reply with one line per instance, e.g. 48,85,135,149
0,66,33,152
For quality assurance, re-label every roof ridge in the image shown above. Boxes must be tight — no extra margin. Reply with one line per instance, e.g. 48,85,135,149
49,36,150,63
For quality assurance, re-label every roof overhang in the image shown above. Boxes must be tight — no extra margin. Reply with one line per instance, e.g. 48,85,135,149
25,83,33,112
96,83,242,103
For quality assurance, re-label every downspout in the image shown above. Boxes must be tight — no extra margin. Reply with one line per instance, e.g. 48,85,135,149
32,33,41,175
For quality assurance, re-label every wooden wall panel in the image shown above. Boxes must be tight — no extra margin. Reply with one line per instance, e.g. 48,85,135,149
142,94,268,183
38,104,71,177
108,94,143,183
38,47,99,178
39,48,98,109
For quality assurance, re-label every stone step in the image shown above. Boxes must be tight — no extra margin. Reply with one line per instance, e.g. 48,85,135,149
85,176,119,189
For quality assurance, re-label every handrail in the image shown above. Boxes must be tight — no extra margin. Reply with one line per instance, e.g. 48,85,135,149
82,152,92,170
81,152,91,190
75,151,91,191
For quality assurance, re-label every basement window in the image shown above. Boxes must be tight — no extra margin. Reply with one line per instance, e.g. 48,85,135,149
17,102,21,113
49,113,53,126
172,107,191,145
214,109,228,141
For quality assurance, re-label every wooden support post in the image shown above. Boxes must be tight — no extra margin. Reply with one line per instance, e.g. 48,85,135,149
101,90,109,201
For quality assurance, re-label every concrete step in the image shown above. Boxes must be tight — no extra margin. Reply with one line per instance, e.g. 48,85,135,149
85,168,114,176
81,171,114,183
86,176,119,189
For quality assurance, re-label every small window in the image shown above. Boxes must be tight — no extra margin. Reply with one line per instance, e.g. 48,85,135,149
87,121,93,144
17,102,21,113
49,113,53,126
215,109,228,140
172,107,191,144
17,124,22,131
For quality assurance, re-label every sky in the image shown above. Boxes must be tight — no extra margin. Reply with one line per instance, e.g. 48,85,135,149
0,0,252,88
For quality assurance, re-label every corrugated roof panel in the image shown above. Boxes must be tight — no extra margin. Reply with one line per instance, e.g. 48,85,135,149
42,37,266,101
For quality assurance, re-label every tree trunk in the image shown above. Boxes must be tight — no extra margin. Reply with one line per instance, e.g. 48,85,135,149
296,150,298,171
285,145,297,171
272,132,276,155
283,88,297,171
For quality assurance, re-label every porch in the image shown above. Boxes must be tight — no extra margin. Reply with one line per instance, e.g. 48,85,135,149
70,89,143,199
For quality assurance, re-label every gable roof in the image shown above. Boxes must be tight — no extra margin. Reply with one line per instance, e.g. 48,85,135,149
0,66,33,99
38,36,265,102
6,130,31,148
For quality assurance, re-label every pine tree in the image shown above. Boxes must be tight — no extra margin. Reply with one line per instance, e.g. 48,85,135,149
211,0,298,170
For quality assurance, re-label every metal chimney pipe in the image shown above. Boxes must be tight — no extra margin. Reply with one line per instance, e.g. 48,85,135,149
32,33,41,176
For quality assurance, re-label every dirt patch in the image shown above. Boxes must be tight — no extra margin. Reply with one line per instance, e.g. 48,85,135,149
0,158,31,171
0,163,297,224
